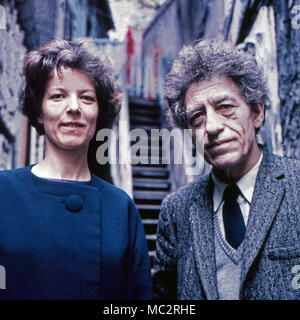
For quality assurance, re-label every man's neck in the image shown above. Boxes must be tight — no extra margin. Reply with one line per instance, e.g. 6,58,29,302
213,143,262,184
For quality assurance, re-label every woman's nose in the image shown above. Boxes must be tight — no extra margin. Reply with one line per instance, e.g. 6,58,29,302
66,97,81,113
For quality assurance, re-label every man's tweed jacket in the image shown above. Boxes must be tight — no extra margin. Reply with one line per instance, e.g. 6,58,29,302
153,151,300,300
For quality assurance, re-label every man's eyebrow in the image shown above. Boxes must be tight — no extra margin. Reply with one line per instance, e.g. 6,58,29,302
186,105,205,117
211,95,238,104
186,95,239,116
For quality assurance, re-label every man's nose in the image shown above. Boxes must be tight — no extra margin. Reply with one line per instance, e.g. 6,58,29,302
205,108,223,136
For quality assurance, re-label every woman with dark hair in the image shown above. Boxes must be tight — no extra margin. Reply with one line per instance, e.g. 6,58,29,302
0,39,153,300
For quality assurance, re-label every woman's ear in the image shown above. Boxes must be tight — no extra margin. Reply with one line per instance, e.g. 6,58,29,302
37,114,44,125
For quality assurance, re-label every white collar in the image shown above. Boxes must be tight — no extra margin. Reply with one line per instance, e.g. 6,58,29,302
212,152,263,212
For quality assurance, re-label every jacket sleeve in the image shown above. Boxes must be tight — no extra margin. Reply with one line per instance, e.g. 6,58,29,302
128,200,154,300
152,195,177,300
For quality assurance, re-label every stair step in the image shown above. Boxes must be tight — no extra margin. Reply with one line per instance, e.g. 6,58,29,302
133,177,170,184
133,190,167,204
130,109,160,118
133,179,171,191
132,167,169,179
146,234,156,251
130,109,160,119
146,234,157,241
134,190,168,200
131,145,164,157
130,116,161,126
133,163,168,169
149,250,155,269
131,155,170,165
137,204,161,220
130,146,164,159
142,218,159,225
149,250,155,257
139,211,160,220
142,219,159,234
130,136,161,147
130,124,161,131
137,204,161,211
129,96,159,108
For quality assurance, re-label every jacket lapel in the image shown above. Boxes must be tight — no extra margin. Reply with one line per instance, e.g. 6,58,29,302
240,151,286,289
189,175,218,300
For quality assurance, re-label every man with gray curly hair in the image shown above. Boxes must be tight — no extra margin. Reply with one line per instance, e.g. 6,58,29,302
153,39,300,300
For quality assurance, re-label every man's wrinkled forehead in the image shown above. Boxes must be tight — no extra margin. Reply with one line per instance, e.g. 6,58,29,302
184,76,243,110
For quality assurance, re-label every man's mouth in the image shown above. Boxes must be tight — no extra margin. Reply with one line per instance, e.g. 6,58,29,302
206,139,235,150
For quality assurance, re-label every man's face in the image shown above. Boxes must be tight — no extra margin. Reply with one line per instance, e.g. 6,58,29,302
184,76,264,180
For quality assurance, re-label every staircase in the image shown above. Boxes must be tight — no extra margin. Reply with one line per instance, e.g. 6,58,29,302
129,97,171,269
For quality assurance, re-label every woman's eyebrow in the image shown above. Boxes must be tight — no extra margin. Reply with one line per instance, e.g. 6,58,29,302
46,87,96,94
78,89,96,94
46,87,66,92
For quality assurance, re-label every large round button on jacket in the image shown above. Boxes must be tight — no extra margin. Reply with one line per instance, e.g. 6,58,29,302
64,194,84,212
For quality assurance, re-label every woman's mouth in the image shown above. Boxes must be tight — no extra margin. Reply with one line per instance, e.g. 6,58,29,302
61,122,84,128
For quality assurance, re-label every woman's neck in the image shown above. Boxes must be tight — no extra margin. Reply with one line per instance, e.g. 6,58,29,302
31,145,91,181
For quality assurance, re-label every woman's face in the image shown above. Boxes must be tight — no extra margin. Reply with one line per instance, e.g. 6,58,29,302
39,67,99,152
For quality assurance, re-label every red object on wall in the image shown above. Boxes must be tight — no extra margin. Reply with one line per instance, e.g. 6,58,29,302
126,26,135,85
154,47,161,96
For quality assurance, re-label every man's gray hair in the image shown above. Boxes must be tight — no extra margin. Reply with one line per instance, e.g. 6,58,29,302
164,38,268,129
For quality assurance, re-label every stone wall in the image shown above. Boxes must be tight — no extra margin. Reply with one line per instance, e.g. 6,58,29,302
237,5,284,156
142,0,182,101
0,3,27,169
273,0,300,159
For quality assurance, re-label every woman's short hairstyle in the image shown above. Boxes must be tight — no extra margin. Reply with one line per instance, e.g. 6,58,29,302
20,38,121,135
164,38,268,129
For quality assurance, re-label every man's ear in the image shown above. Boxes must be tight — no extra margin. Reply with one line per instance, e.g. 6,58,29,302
253,102,265,130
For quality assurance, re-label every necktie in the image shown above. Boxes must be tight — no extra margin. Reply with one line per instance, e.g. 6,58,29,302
222,184,246,249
